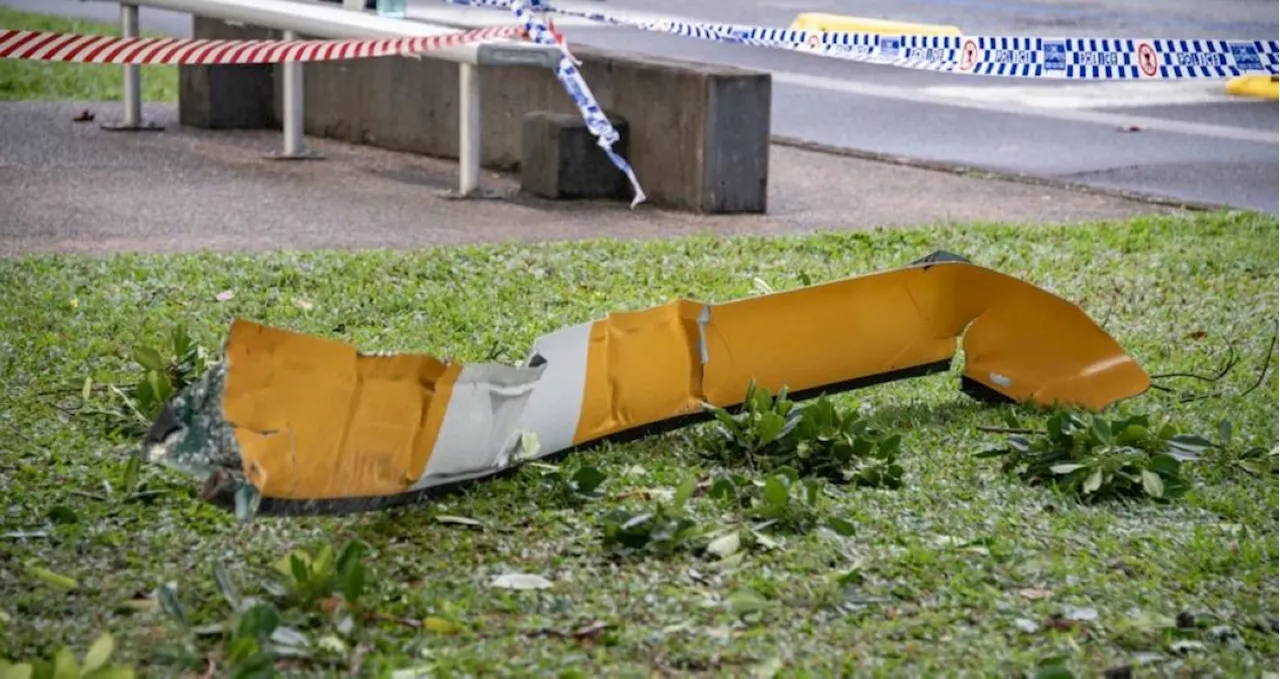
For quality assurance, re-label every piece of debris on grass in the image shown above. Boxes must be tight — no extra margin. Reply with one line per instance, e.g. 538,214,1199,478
489,573,553,590
2,530,50,540
1014,618,1041,633
1043,611,1096,636
25,562,77,590
142,251,1152,519
524,620,612,642
422,617,461,635
1168,639,1208,654
117,592,159,614
1064,606,1099,622
435,515,484,529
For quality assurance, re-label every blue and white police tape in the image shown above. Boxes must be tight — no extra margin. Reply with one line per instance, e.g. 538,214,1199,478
734,32,1279,80
508,0,645,207
438,0,1279,80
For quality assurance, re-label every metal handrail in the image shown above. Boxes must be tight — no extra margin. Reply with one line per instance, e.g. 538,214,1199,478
100,0,561,195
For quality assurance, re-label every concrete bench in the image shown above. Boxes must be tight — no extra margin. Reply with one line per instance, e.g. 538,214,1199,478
177,17,772,214
520,110,631,201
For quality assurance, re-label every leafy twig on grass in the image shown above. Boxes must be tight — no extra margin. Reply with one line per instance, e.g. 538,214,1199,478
977,411,1204,502
154,540,375,678
707,469,857,538
50,323,212,440
700,381,905,488
1216,442,1279,477
599,477,707,557
600,466,859,561
702,381,798,472
523,460,609,507
599,382,891,558
609,478,712,502
268,540,369,610
1202,418,1278,477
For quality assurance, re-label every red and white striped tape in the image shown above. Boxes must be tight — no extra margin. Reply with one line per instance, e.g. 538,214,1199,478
0,25,526,65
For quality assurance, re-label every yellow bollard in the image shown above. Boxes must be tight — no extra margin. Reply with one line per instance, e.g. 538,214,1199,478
1224,74,1279,101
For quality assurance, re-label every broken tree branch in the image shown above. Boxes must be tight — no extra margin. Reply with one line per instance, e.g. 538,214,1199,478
1235,333,1277,400
1161,331,1276,404
1151,345,1238,383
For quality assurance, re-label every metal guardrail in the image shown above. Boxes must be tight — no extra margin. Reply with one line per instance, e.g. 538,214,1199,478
100,0,562,195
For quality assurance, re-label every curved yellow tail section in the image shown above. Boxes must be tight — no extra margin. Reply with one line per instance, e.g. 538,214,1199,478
165,254,1149,508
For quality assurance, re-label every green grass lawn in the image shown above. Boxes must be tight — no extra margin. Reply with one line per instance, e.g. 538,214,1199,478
0,7,178,101
1,212,1277,677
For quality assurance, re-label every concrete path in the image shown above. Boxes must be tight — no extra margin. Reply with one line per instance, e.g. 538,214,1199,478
0,101,1180,257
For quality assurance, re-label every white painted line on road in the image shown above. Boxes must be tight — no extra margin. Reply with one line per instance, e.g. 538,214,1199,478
773,71,1279,144
923,80,1242,110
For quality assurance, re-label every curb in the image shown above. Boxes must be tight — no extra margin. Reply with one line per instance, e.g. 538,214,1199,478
788,12,962,36
1224,75,1279,101
769,134,1231,214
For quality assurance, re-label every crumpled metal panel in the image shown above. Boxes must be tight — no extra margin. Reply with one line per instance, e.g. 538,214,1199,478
139,252,1150,517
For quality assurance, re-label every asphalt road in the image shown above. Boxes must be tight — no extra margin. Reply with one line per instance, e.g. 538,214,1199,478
7,0,1279,212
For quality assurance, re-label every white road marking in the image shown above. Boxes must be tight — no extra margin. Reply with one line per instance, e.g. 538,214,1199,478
923,80,1243,110
773,71,1277,144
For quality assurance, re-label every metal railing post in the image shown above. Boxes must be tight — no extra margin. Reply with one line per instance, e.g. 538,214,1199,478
121,4,140,126
458,62,481,197
264,29,322,160
101,3,163,131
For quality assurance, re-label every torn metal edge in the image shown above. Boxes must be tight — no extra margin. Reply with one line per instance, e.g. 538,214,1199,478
137,250,1148,517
